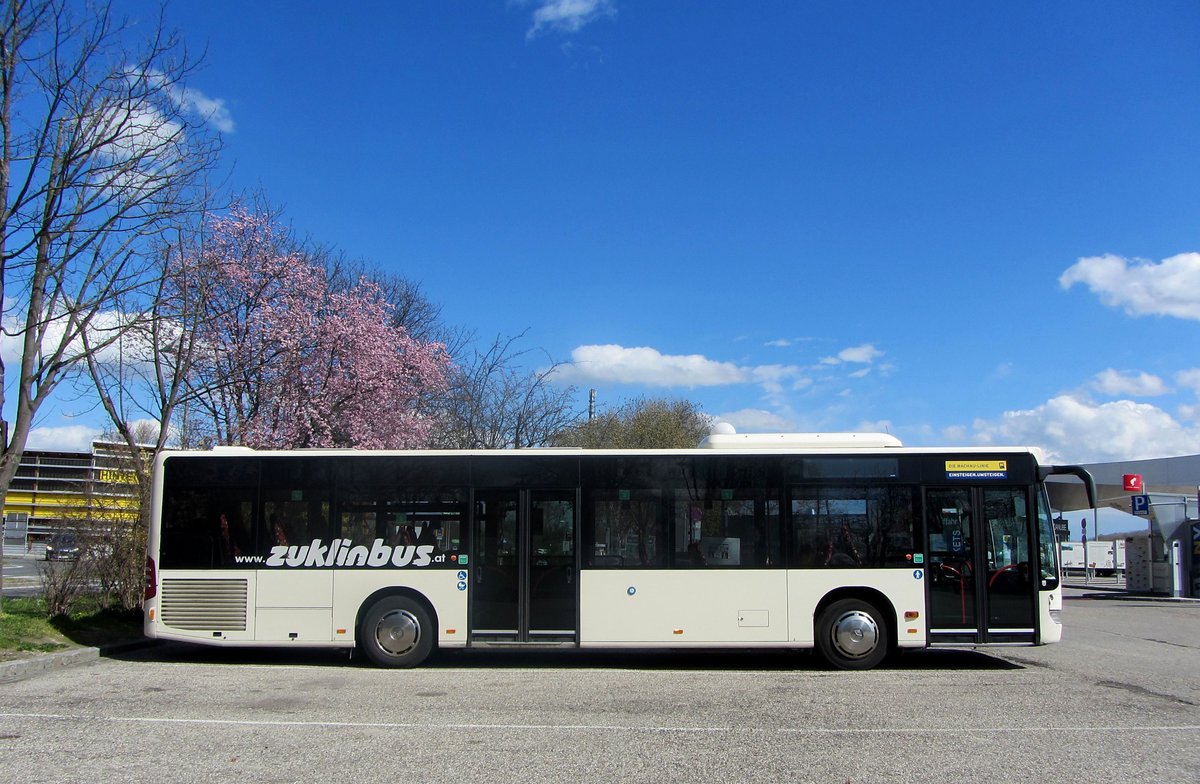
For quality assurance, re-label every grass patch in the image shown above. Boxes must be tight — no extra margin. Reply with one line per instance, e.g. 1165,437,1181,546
0,597,71,660
0,596,142,661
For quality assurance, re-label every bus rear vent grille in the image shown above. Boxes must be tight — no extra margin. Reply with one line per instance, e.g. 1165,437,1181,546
161,578,248,631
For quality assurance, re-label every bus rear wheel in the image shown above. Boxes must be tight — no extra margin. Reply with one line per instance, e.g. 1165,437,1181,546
815,598,889,670
359,595,434,668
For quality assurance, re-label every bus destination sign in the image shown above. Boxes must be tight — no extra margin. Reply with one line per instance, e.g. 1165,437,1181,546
945,460,1008,480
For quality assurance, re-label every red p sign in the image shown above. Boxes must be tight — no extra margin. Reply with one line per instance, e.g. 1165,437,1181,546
1123,474,1143,492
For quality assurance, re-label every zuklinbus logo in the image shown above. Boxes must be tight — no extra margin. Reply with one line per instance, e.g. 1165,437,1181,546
265,539,441,568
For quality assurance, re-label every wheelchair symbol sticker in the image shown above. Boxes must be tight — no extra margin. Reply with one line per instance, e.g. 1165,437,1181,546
913,569,923,580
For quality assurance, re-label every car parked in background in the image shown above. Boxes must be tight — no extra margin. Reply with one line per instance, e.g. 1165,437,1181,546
44,533,81,561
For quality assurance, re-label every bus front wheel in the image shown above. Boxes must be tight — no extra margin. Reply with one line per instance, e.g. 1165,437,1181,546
359,595,434,668
815,598,889,670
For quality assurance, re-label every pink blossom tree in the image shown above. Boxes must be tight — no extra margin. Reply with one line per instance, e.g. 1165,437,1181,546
188,206,449,449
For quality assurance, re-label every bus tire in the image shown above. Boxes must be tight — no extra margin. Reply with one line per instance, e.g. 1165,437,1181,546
359,595,434,668
815,598,889,670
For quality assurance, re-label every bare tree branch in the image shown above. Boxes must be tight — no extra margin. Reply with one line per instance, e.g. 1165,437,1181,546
431,331,581,449
0,0,222,607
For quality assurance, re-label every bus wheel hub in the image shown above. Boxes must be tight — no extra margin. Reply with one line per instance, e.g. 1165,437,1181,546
376,610,420,655
832,610,878,658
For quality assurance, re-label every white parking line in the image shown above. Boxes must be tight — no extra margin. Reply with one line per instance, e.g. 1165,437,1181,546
2,712,1199,735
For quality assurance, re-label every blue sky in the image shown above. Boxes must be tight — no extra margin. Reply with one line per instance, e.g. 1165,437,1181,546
14,1,1200,463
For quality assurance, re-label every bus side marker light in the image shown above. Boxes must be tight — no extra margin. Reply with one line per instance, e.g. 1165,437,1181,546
446,629,457,635
336,629,347,635
904,611,919,621
148,608,155,621
673,629,684,635
907,628,919,634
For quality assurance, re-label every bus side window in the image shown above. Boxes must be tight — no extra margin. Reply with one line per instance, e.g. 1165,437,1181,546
339,510,376,547
162,488,255,569
263,499,331,547
216,505,253,565
790,486,917,568
260,459,333,550
588,491,664,568
670,492,779,568
591,554,625,567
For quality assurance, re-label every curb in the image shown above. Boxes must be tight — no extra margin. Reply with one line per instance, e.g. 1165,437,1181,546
1070,592,1200,604
0,646,98,683
0,638,155,684
1064,583,1200,603
1062,583,1131,594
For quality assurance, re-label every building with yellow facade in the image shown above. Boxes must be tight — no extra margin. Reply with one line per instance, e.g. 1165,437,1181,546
1,442,146,554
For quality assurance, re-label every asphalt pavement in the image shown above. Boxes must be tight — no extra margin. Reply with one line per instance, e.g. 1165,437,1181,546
2,552,45,593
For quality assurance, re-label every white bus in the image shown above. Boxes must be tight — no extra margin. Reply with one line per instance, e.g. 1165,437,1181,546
143,430,1095,669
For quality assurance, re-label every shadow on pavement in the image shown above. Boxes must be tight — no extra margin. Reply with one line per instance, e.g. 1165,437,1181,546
111,639,1021,672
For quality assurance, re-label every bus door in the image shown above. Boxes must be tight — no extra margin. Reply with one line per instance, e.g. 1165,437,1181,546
924,487,1037,645
471,489,577,643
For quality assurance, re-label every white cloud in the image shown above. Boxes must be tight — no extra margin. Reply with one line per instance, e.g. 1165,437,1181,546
552,344,804,393
1176,369,1200,396
25,425,104,452
971,394,1200,463
170,84,235,134
715,408,796,433
555,344,745,386
525,0,616,39
1091,369,1169,397
821,343,883,365
138,69,234,134
750,364,803,398
764,337,813,348
80,70,233,198
941,424,969,442
1,308,151,370
854,419,895,435
1059,252,1200,321
93,97,183,167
